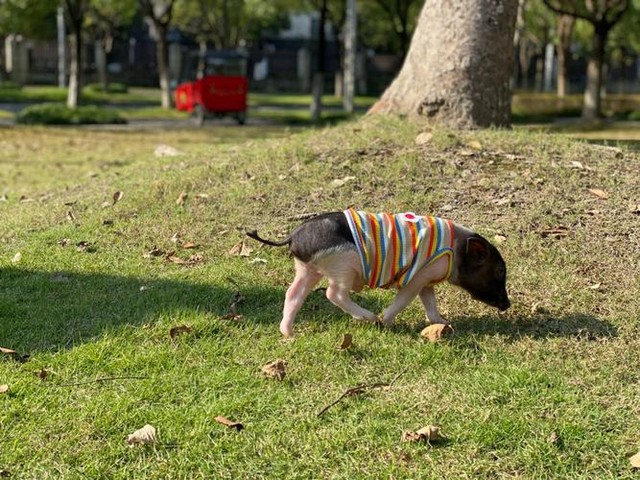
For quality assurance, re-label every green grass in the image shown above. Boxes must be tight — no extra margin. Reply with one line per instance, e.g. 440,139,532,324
1,118,640,478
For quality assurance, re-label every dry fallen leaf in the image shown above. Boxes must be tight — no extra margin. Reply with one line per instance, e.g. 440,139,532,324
11,252,21,264
539,226,569,238
215,415,244,431
630,451,640,468
113,191,124,205
176,192,188,205
181,242,198,249
337,333,353,350
66,210,76,223
493,234,507,244
415,132,433,145
420,324,454,342
169,325,193,340
331,175,356,187
261,359,287,381
34,368,49,381
0,385,8,394
76,241,92,253
588,188,608,199
1,347,17,355
228,241,253,257
154,144,183,157
402,425,445,443
166,255,186,265
466,140,483,150
126,424,158,446
143,247,165,258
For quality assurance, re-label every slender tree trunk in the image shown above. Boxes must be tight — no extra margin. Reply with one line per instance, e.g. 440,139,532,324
155,23,171,108
370,0,518,128
95,40,108,91
310,0,327,122
556,14,574,98
197,40,207,79
67,31,82,108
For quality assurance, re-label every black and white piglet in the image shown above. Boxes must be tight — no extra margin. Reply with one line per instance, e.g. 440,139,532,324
247,209,510,337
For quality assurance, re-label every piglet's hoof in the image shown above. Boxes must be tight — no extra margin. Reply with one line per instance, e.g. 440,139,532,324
420,324,454,342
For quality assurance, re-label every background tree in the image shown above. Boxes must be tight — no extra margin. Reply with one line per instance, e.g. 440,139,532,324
86,0,137,91
358,0,423,57
62,0,89,108
138,0,176,108
519,0,553,91
542,0,630,119
370,0,519,128
0,0,57,82
173,0,289,78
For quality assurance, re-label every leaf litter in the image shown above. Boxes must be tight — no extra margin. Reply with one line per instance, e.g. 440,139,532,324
402,425,445,443
261,360,287,381
126,424,158,446
215,416,244,431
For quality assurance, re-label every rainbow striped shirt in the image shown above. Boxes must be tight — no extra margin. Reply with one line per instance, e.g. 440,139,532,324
344,209,455,289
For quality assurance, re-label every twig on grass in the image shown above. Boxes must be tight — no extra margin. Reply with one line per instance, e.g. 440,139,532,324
47,375,148,388
316,367,408,417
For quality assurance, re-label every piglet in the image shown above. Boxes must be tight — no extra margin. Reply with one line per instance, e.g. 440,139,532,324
247,209,510,337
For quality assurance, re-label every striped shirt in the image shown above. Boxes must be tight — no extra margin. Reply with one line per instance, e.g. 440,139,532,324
344,209,455,289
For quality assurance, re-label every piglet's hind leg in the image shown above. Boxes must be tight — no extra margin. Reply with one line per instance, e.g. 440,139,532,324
281,260,322,337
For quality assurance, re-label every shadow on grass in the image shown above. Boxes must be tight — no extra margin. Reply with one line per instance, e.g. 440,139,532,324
0,267,286,354
449,312,618,341
1,267,617,356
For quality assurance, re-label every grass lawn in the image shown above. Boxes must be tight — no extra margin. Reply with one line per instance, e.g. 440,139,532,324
1,118,640,478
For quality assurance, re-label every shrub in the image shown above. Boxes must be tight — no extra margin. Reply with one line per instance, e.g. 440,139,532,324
16,103,127,125
628,110,640,121
83,82,129,94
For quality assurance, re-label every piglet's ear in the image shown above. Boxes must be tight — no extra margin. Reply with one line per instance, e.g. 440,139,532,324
466,237,488,262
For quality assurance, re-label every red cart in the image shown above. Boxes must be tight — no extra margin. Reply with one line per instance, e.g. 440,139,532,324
174,51,248,126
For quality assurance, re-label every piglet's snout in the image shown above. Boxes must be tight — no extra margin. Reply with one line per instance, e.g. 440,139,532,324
498,292,511,311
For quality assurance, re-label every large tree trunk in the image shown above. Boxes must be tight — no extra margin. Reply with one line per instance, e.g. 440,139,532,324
369,0,519,128
556,14,574,98
582,25,606,120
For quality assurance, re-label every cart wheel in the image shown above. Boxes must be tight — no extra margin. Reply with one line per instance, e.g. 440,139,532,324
193,104,205,127
236,112,246,125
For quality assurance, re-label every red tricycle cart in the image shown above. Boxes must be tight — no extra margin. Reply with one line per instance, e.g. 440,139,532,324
174,51,248,126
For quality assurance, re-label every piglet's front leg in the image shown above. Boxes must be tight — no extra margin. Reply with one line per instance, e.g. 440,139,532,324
418,286,449,325
381,256,450,327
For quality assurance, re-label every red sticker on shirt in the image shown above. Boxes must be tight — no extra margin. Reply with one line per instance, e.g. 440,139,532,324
401,212,420,222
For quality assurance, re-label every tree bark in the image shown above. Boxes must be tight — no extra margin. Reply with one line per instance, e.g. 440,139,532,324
583,25,606,119
369,0,519,128
64,0,86,109
66,31,82,108
310,0,327,122
155,22,172,108
555,14,574,98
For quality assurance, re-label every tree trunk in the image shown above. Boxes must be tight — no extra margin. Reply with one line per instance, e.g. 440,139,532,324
67,31,82,108
369,0,519,128
556,14,574,98
310,0,327,122
95,40,108,91
582,25,606,119
155,23,172,109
